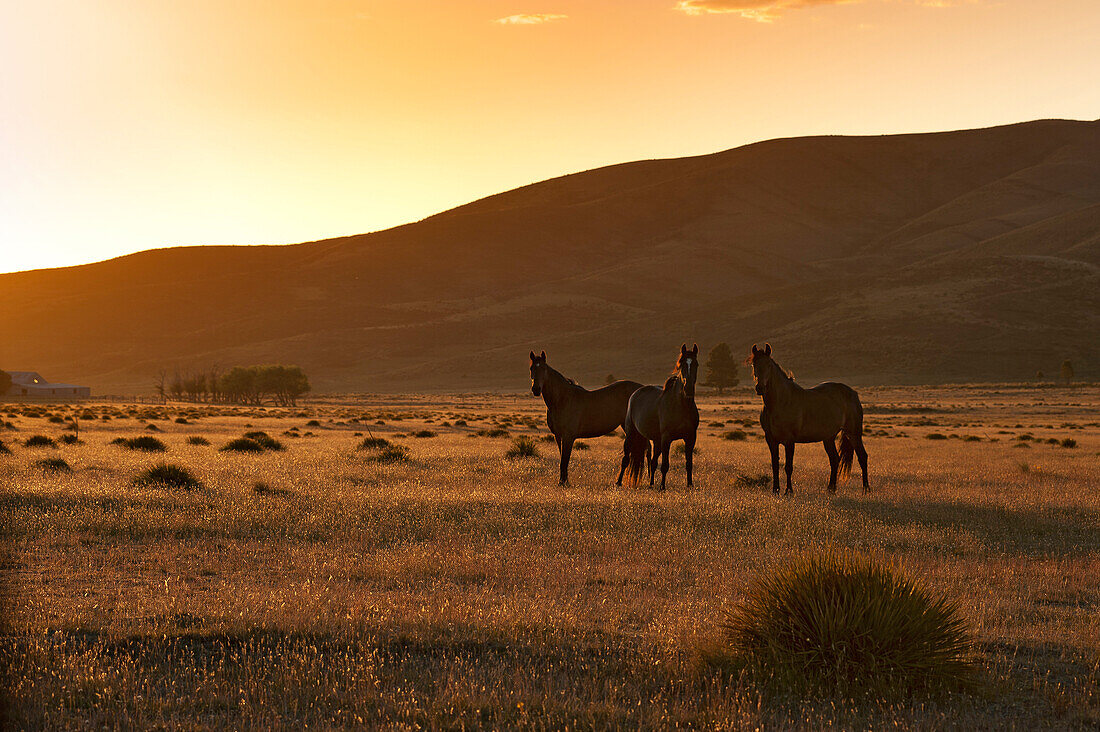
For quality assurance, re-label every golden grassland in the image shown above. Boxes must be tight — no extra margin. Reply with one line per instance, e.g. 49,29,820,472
1,384,1098,729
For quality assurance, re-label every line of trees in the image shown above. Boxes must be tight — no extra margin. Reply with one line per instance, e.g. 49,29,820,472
154,365,311,406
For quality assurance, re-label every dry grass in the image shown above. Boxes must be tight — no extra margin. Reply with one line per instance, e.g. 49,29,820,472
1,384,1099,728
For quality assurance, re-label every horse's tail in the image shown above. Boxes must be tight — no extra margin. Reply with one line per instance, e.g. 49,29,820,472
625,429,648,487
837,390,864,482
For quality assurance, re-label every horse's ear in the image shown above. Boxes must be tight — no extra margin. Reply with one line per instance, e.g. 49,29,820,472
764,343,772,356
681,343,687,354
691,343,698,355
540,350,546,360
529,351,537,362
751,344,759,355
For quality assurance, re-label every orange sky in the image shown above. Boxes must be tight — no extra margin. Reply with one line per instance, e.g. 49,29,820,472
2,0,1098,274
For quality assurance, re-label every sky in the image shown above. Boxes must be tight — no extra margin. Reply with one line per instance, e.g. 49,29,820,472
2,0,1098,274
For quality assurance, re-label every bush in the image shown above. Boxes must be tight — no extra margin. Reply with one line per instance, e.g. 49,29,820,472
35,457,72,473
478,428,510,438
357,436,392,450
506,435,540,458
175,417,189,424
242,431,286,451
220,437,265,453
116,436,168,452
187,436,210,445
925,433,948,440
413,430,436,438
24,435,56,448
573,441,589,451
366,445,410,464
722,430,747,441
133,463,202,490
58,434,82,445
146,423,162,432
0,439,11,455
1060,438,1077,448
708,551,975,694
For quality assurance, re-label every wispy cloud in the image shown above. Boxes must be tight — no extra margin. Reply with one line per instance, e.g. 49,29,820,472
675,0,971,22
493,13,568,25
675,0,856,22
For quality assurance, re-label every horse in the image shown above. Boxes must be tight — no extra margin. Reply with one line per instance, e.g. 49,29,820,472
746,343,868,495
529,351,643,485
617,344,700,490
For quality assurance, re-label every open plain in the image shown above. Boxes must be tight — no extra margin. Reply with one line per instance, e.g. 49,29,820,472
2,383,1098,729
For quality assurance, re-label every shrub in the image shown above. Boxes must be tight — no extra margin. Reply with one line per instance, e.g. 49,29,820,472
722,430,747,441
963,435,982,442
117,436,168,452
478,428,510,438
243,431,286,451
0,439,10,455
366,445,410,464
708,551,976,694
573,441,589,450
146,423,162,432
133,463,202,490
58,434,82,445
1017,434,1033,441
175,417,189,424
47,415,64,424
505,435,540,458
357,436,392,450
187,436,211,445
453,419,467,427
24,435,56,448
925,433,947,440
306,420,321,427
220,437,265,453
35,457,72,473
1061,438,1078,448
413,430,436,438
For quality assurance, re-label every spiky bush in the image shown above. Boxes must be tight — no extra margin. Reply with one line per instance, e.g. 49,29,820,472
413,430,436,438
0,439,11,455
365,445,410,464
242,431,286,451
357,436,392,450
133,463,202,490
710,551,976,694
220,437,265,453
722,430,747,441
187,436,210,445
116,436,168,452
35,457,72,473
505,435,540,458
24,435,56,448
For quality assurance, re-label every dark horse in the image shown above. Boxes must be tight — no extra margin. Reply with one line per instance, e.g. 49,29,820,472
747,343,868,495
617,344,700,490
529,351,642,485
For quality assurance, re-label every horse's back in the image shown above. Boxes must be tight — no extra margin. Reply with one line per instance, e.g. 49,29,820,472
625,385,663,439
569,380,643,438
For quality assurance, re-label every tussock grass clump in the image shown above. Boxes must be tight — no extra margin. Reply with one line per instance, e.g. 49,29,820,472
220,437,265,453
925,433,948,440
1060,438,1077,448
709,551,976,695
505,435,540,458
175,417,189,424
116,436,168,452
0,439,9,455
357,436,393,450
573,441,589,450
133,463,202,490
242,431,286,451
413,430,436,438
365,445,411,464
722,430,748,441
187,436,210,445
58,434,82,445
24,435,56,448
478,428,511,438
35,457,72,473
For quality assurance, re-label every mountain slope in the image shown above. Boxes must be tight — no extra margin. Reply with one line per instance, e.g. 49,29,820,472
2,119,1097,392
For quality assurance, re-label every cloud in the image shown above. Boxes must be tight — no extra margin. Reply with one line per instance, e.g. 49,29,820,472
493,13,568,25
675,0,857,22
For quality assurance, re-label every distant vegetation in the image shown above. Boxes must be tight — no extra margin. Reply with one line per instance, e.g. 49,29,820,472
703,343,740,394
0,369,11,397
155,364,311,406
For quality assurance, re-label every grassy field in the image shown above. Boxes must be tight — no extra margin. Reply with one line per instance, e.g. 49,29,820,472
2,384,1098,729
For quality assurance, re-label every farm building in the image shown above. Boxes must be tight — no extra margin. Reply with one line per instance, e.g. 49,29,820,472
5,371,91,399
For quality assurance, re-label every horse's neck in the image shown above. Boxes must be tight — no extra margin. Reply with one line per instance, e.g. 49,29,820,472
664,377,694,409
542,367,575,409
764,363,798,407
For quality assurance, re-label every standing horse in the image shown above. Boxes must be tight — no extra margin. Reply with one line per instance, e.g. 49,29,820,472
529,351,642,485
617,344,700,490
747,343,868,495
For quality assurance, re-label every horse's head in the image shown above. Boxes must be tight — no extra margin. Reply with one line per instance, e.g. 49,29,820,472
676,343,699,398
529,350,548,396
747,343,774,396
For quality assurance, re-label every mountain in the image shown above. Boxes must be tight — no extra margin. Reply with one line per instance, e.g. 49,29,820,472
2,119,1098,393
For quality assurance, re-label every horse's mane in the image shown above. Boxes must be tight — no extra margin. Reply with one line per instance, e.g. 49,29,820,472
663,374,681,392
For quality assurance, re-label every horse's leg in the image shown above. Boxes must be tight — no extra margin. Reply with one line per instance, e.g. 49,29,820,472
559,437,574,486
684,434,696,487
768,438,780,495
648,438,660,487
659,436,671,491
615,428,632,486
824,438,840,494
783,442,795,496
854,433,869,492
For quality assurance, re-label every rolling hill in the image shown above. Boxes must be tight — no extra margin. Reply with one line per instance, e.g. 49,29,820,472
2,118,1098,393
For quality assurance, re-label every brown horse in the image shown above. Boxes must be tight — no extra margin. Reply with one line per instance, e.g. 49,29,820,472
617,344,700,490
529,351,642,485
747,343,868,495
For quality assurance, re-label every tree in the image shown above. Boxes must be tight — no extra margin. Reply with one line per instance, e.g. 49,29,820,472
0,369,11,396
1061,360,1074,384
153,369,168,403
703,343,740,394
